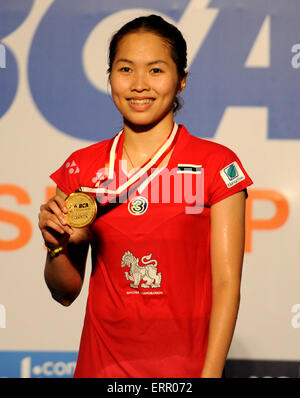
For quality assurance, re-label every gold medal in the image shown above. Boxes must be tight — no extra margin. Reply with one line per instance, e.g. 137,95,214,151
64,192,97,228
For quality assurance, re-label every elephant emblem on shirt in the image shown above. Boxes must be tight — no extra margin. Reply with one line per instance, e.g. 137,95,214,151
121,251,162,289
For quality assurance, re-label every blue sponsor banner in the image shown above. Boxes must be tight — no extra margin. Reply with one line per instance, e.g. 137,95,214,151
0,351,78,378
26,0,300,141
0,0,33,117
0,0,298,141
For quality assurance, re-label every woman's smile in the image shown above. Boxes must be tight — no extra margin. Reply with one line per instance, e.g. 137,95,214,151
127,97,155,111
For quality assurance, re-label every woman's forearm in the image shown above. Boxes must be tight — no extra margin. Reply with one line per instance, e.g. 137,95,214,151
44,242,89,306
200,279,241,378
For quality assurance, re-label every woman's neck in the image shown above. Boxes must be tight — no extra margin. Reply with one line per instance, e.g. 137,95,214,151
123,116,174,156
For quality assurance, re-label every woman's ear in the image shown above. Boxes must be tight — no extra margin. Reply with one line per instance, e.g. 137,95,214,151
177,71,188,94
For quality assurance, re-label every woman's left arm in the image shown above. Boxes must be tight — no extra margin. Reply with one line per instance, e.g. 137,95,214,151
201,190,246,378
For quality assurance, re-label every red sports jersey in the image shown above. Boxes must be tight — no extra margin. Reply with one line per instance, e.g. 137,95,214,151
50,124,253,378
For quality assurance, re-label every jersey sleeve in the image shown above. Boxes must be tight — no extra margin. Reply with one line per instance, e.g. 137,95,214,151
208,147,253,206
50,152,82,195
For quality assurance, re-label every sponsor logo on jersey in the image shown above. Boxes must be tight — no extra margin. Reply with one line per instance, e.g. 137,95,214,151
128,196,148,215
177,164,202,174
220,161,245,188
91,169,105,186
65,160,80,175
121,251,162,292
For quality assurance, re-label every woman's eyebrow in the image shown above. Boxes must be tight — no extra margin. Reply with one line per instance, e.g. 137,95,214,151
148,60,169,66
115,58,134,64
115,59,169,65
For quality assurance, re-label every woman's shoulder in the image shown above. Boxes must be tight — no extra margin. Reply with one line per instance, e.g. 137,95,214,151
181,125,237,159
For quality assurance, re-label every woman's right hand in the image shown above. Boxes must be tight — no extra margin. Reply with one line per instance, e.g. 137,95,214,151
41,188,91,306
38,191,73,249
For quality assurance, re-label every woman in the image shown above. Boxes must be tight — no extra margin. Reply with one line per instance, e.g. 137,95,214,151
39,15,253,378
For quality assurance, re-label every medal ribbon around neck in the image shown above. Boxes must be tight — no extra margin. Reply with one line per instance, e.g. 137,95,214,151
80,123,179,197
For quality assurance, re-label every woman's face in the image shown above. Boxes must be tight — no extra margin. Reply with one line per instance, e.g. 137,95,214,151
109,31,186,129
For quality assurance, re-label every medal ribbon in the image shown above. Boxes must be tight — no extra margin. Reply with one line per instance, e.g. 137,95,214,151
80,123,180,197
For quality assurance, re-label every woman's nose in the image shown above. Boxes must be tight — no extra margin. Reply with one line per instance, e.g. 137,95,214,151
130,72,150,92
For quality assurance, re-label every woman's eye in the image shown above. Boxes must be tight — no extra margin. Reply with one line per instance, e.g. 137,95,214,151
120,67,131,72
151,68,162,74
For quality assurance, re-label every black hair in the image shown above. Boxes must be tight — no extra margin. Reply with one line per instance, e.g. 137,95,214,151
107,14,187,113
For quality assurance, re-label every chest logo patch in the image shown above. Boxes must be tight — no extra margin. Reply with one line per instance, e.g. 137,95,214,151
121,251,162,290
128,196,148,215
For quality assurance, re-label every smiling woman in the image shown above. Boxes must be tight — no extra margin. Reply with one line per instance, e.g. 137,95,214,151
109,31,185,159
107,14,187,113
107,15,187,171
38,14,253,379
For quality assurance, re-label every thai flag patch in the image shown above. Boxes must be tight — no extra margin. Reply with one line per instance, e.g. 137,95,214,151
177,164,202,174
